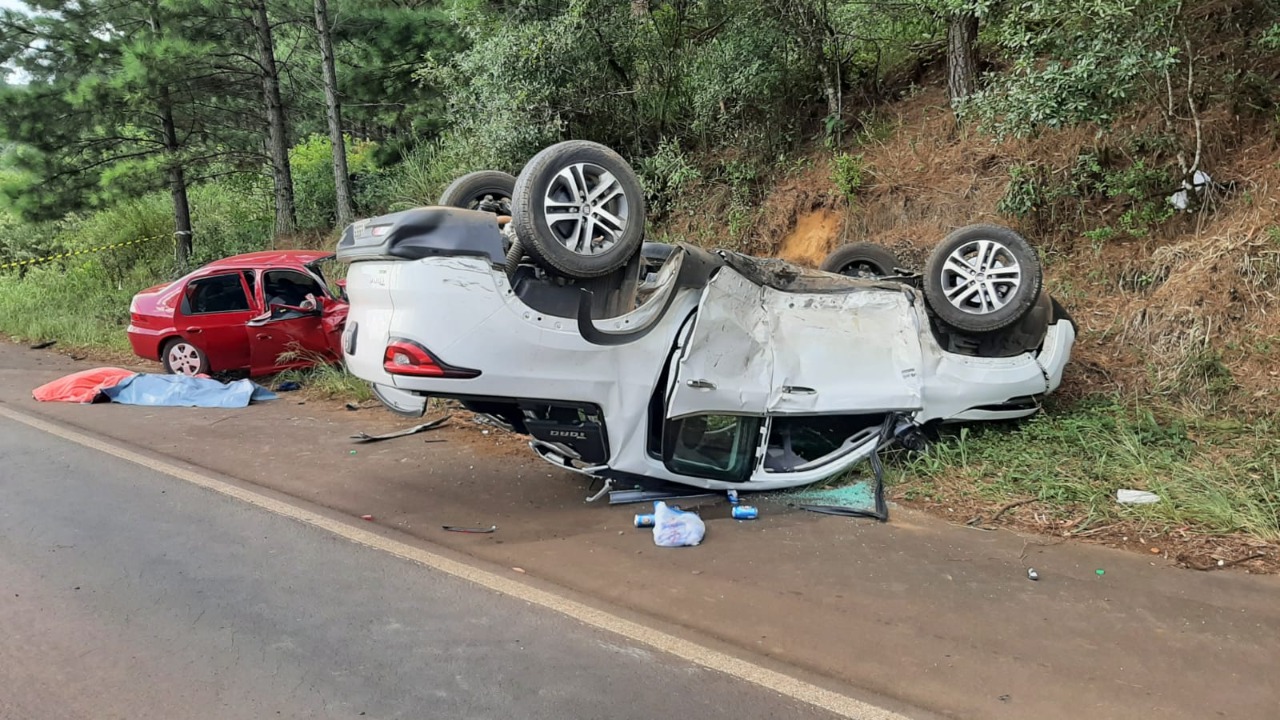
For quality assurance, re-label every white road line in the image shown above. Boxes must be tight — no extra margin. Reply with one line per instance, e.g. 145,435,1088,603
0,404,912,720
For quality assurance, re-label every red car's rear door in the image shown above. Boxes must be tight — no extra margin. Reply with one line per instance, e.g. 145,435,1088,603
178,272,256,372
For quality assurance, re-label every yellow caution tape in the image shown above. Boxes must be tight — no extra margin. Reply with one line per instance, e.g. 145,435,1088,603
0,235,167,271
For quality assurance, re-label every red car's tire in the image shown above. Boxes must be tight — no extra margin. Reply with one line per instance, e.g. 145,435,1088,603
162,338,210,376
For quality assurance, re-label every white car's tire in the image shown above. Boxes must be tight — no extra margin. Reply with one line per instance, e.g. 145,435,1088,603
923,224,1043,334
438,170,516,215
820,242,900,278
511,141,645,279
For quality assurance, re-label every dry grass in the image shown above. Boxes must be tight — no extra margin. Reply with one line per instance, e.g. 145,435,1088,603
680,86,1280,413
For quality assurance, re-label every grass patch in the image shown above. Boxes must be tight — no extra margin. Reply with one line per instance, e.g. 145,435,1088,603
894,397,1280,541
275,358,373,403
0,262,147,350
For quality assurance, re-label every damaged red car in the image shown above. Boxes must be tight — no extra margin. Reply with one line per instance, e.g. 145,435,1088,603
127,250,348,377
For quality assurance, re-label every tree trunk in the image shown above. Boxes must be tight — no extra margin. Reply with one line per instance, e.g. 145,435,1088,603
157,85,193,265
313,0,352,228
146,5,193,264
818,55,841,144
946,11,979,105
251,0,297,235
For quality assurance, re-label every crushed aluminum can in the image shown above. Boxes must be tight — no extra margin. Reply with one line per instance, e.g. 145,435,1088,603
731,505,758,520
727,489,739,505
634,513,656,528
1027,568,1039,581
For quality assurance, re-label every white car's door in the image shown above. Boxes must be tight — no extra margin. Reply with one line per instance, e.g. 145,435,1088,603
764,286,925,414
666,268,775,418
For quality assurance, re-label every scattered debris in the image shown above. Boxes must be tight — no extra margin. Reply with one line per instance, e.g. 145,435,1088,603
607,484,715,506
653,501,705,547
1168,170,1212,211
443,525,497,533
349,450,357,455
787,482,887,521
967,497,1038,528
276,381,302,392
1117,489,1160,505
29,340,56,350
731,505,759,520
778,441,890,522
1095,569,1106,576
345,402,360,411
471,413,515,433
512,567,526,573
1181,551,1266,572
360,514,374,521
1027,568,1039,581
350,415,450,443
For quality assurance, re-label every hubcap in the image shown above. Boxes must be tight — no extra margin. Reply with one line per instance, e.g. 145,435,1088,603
168,343,203,375
939,239,1022,315
541,162,629,256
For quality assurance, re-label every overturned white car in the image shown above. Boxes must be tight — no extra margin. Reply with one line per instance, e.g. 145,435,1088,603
336,141,1074,492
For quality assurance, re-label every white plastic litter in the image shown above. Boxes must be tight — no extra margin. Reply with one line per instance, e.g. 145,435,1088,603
652,501,706,547
1168,170,1212,211
1117,489,1161,505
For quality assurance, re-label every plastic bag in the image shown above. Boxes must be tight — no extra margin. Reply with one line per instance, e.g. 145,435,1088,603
652,501,706,547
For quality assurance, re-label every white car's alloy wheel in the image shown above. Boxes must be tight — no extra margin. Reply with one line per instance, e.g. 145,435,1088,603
939,239,1023,315
541,162,630,256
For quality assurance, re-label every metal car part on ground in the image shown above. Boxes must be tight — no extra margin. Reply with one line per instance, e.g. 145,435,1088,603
334,141,1075,492
127,250,349,378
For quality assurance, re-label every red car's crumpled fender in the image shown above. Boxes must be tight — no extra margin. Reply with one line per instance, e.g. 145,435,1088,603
33,367,137,403
321,302,349,353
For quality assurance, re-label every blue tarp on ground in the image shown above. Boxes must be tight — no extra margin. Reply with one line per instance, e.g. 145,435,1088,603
101,374,277,408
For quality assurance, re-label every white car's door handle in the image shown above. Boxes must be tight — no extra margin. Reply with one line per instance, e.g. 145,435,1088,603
781,386,816,395
686,379,716,389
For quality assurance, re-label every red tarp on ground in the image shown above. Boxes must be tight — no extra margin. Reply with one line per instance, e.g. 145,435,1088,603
32,367,137,403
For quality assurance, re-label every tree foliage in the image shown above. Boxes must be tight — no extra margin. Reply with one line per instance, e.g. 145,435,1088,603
0,0,1276,261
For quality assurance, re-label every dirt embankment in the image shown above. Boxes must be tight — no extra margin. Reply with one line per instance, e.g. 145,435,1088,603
661,87,1280,412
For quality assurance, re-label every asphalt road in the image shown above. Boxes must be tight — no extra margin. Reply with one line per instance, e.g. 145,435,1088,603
0,415,841,720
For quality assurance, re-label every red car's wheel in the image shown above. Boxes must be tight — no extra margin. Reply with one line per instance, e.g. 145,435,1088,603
162,338,210,376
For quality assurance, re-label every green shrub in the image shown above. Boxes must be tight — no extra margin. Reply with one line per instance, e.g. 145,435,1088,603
830,153,865,198
358,134,495,214
997,164,1046,218
290,134,381,230
636,138,701,216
